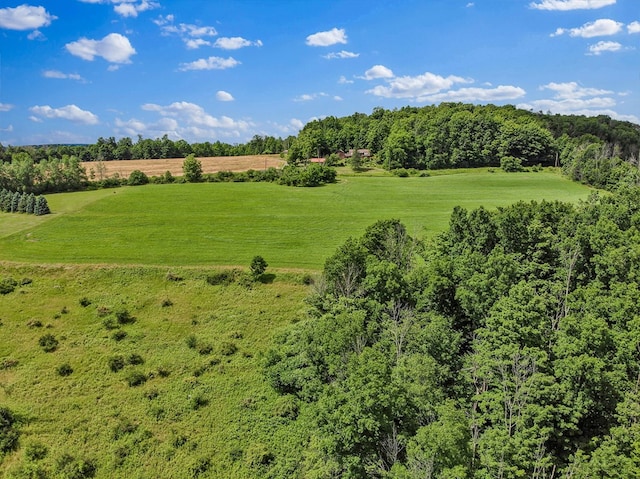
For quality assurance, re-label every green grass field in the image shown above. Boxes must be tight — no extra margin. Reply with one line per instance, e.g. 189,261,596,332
0,169,592,269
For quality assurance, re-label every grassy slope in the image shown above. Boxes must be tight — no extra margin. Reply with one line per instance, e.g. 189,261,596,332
0,264,309,478
0,169,592,269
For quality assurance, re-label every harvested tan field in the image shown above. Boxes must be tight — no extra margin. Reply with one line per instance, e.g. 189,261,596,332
81,154,285,179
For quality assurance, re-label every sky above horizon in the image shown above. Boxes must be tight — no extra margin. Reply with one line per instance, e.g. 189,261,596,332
0,0,638,146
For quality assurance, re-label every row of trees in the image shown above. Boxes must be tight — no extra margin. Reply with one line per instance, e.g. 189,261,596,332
264,186,640,477
0,153,86,194
0,189,50,215
0,134,292,163
287,104,640,171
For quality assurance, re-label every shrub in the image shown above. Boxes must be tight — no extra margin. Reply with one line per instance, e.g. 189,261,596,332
24,442,48,461
197,343,213,355
102,318,118,330
27,319,43,328
112,330,127,341
245,443,274,468
185,335,197,349
161,298,173,308
126,371,147,387
250,256,268,280
0,278,18,295
190,394,209,410
182,154,203,182
0,407,20,454
392,168,409,177
108,355,125,372
57,363,74,377
500,156,524,172
115,309,135,325
206,270,238,286
272,395,299,420
219,341,237,356
127,170,149,186
55,454,96,478
39,334,59,352
166,272,183,282
127,353,144,365
79,297,91,307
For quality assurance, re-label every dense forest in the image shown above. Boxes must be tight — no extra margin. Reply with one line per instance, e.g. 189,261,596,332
264,185,640,478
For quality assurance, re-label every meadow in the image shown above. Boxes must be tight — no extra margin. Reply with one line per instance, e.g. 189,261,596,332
0,169,592,269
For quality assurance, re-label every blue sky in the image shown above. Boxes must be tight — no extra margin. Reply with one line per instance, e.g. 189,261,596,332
0,0,638,146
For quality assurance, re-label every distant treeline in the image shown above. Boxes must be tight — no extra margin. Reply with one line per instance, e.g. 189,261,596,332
0,134,292,163
287,103,640,171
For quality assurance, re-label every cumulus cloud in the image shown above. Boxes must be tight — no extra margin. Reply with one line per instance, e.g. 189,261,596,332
29,104,99,125
66,33,136,64
0,103,14,112
117,101,253,141
628,21,640,34
420,85,526,103
530,0,616,10
114,1,159,18
362,65,394,80
588,40,622,54
293,92,329,102
552,18,623,37
323,50,359,59
0,4,56,30
179,56,240,71
518,80,638,123
366,72,471,100
154,15,220,49
214,37,263,49
306,27,347,47
216,90,234,101
338,75,354,84
42,70,85,81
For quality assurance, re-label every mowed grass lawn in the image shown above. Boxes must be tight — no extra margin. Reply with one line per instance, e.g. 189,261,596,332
0,169,593,269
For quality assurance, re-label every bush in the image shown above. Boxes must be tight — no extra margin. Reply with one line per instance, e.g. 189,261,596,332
111,330,127,341
250,256,268,280
0,407,20,454
185,335,197,349
57,363,73,377
392,168,409,177
0,278,18,295
108,355,125,372
126,371,147,387
115,310,135,325
127,170,149,186
24,442,48,461
79,297,91,307
182,154,202,182
206,270,238,286
219,341,238,356
39,334,58,352
500,156,524,172
127,353,144,365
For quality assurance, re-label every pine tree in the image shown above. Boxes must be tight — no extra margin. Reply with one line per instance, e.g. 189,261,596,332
25,193,36,214
0,189,9,212
17,193,27,213
10,192,20,213
35,196,50,216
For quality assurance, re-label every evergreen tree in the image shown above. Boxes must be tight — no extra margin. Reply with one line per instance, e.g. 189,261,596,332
25,193,35,214
35,196,50,216
10,191,20,212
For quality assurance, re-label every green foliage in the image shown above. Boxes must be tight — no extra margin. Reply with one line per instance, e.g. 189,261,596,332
126,370,147,387
278,164,337,187
182,154,202,182
24,442,48,461
0,407,20,455
56,363,73,377
108,355,125,372
500,155,524,172
250,255,268,279
0,278,18,295
38,334,58,352
127,169,149,186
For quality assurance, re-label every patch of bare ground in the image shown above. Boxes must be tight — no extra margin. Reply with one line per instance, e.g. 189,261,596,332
82,154,285,179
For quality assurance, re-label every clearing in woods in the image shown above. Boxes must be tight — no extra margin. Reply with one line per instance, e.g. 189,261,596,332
82,155,285,178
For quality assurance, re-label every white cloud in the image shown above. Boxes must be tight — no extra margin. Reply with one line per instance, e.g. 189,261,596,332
366,71,471,100
323,50,359,59
306,27,347,47
214,37,263,50
179,56,240,71
420,85,526,103
185,39,211,49
0,103,14,112
43,70,85,81
216,90,234,101
333,96,343,101
362,65,394,80
588,40,622,54
540,81,612,99
466,2,475,7
290,119,304,130
0,125,13,132
518,80,638,124
628,21,640,34
530,0,616,10
0,5,56,30
552,18,623,37
30,104,99,125
113,1,159,18
66,33,136,64
155,16,220,48
338,75,354,84
120,101,253,140
293,92,328,102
